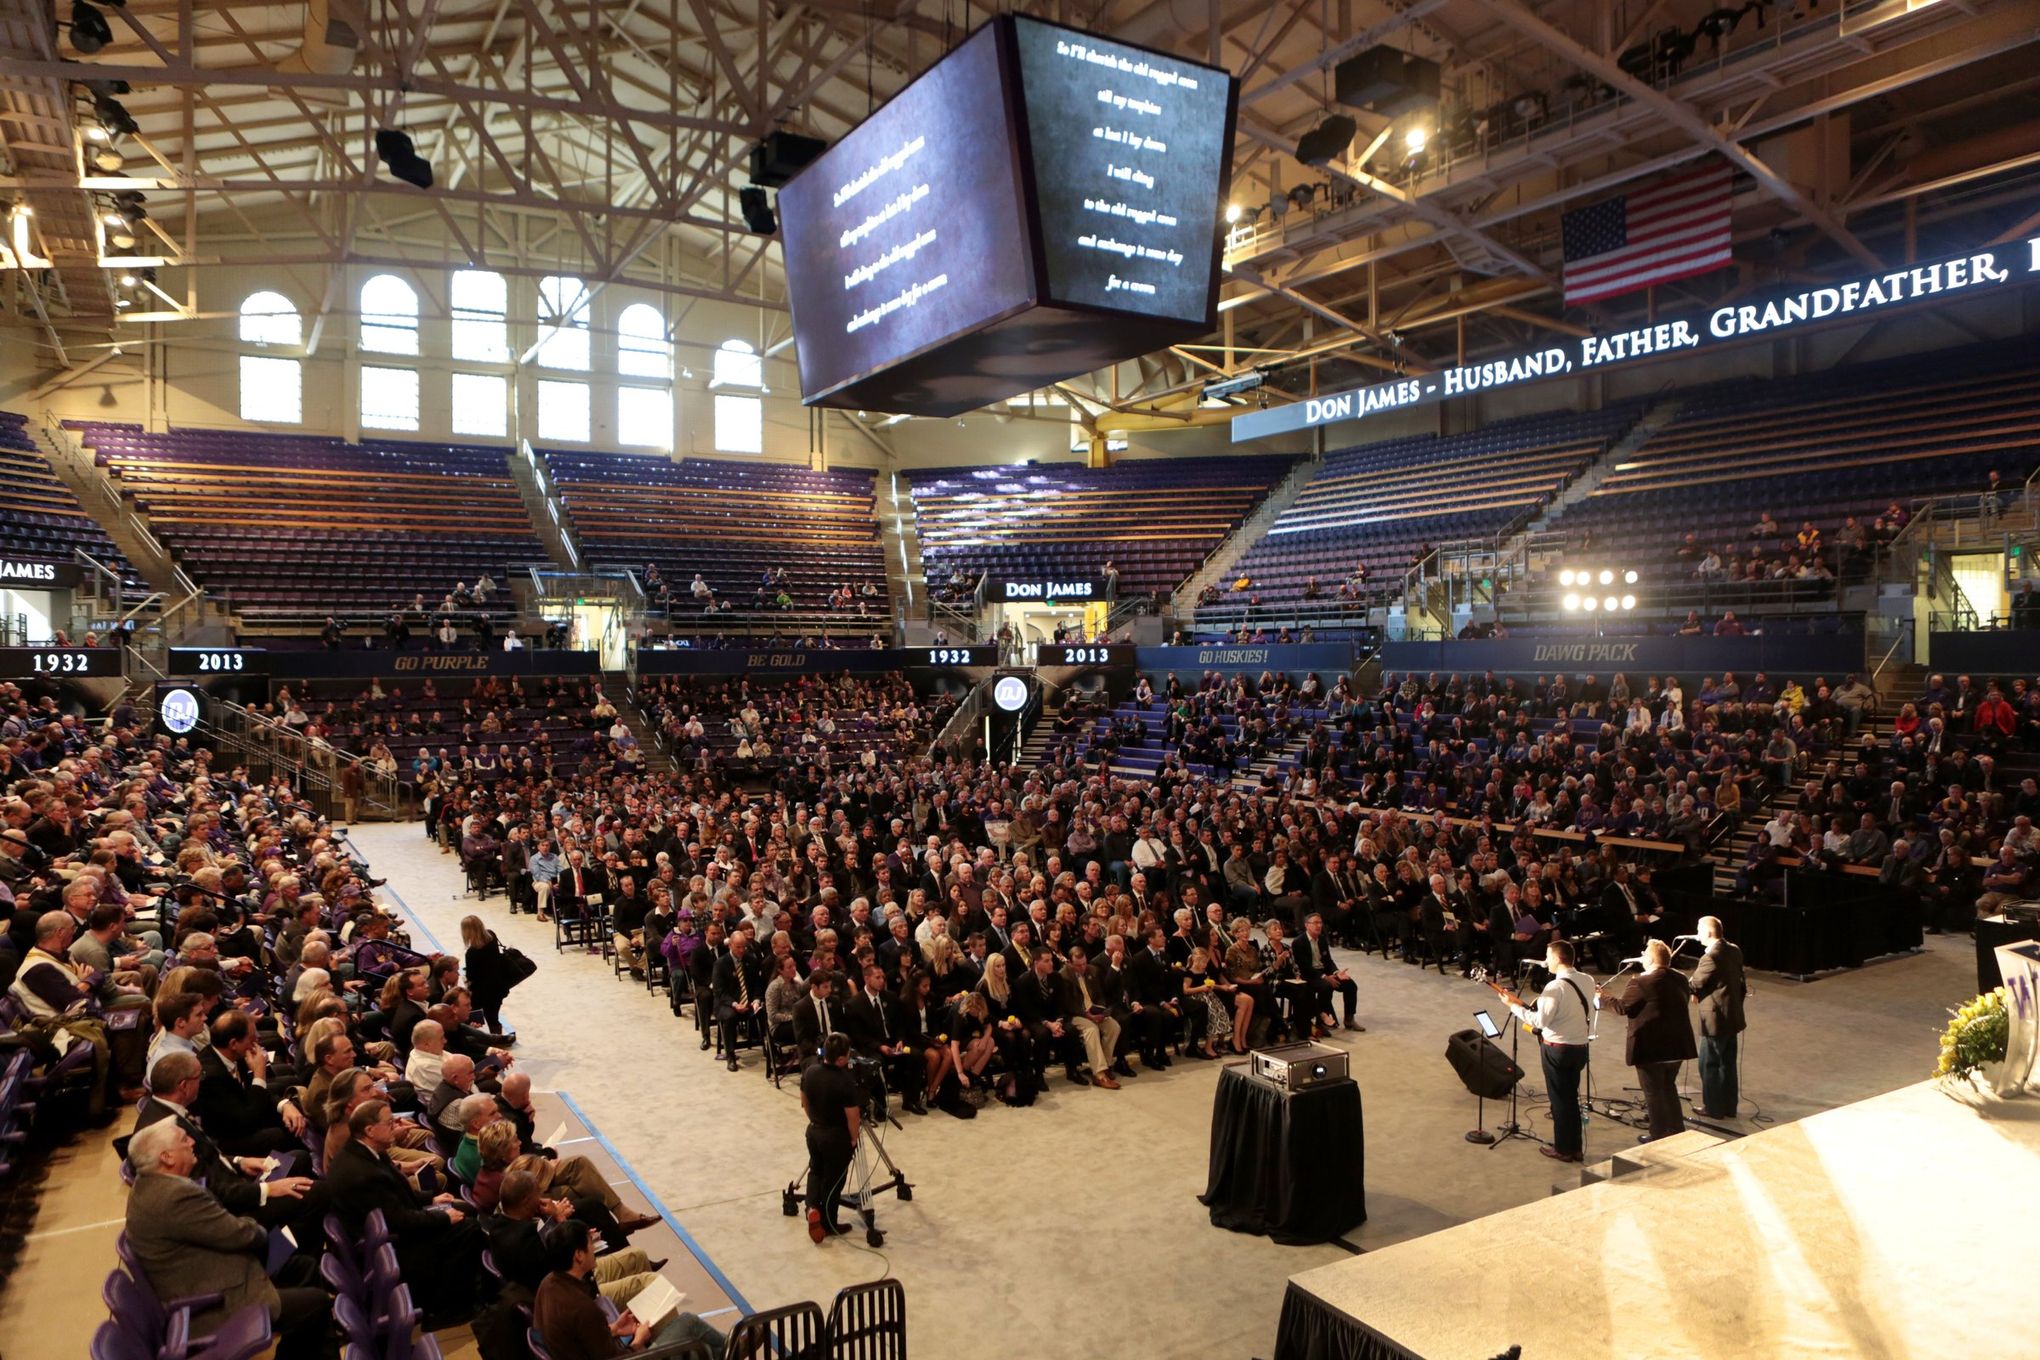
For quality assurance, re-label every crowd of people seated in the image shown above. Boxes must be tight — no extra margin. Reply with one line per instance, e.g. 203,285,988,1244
416,656,1848,1140
1730,671,2040,929
643,562,886,619
635,672,955,775
0,678,723,1357
237,676,633,789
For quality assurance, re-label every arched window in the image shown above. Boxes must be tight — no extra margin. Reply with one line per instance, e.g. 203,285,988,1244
710,338,762,389
238,291,302,423
712,339,763,453
359,273,419,355
617,303,671,379
535,274,590,370
450,268,508,363
238,290,301,347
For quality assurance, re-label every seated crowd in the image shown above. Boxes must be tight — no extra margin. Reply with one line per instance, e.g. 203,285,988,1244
635,672,957,774
237,676,635,788
1732,671,2040,929
0,680,719,1358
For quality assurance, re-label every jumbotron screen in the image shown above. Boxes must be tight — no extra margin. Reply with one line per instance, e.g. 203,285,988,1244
1010,17,1233,326
776,17,1236,415
776,23,1034,408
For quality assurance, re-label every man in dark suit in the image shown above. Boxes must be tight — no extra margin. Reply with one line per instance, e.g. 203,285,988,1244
1128,927,1191,1061
711,931,766,1071
195,1011,305,1157
848,961,924,1114
127,1052,314,1223
1688,917,1748,1119
1599,939,1697,1142
1015,948,1088,1085
322,1098,484,1327
1294,912,1364,1032
792,969,841,1064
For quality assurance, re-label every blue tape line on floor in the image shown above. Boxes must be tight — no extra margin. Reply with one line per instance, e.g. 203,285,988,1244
558,1090,754,1316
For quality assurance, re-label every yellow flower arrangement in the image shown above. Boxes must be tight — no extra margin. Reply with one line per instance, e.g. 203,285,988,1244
1934,987,2010,1082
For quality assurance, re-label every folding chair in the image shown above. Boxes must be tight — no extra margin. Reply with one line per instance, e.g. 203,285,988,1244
726,1301,827,1360
826,1279,906,1359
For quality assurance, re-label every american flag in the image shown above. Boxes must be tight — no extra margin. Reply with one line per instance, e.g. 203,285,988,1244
1561,162,1732,306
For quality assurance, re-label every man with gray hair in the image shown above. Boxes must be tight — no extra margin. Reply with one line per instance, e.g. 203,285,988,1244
125,1119,332,1357
8,910,141,1113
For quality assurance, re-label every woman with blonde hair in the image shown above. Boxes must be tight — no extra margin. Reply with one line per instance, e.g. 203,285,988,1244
977,952,1033,1076
949,990,995,1097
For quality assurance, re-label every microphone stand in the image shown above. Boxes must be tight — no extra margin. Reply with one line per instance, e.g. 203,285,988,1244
1488,1010,1537,1150
1584,957,1647,1128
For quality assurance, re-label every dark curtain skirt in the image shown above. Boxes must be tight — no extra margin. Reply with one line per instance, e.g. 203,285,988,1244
1273,1282,1421,1360
1200,1065,1366,1245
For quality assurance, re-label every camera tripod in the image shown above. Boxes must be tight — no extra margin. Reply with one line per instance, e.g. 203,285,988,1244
779,1097,913,1248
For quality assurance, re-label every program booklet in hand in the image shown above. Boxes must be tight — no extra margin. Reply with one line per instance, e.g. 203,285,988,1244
625,1276,688,1331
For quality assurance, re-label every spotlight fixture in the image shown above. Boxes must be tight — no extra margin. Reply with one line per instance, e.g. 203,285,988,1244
738,185,777,235
1603,595,1619,612
90,146,124,172
1623,569,1639,584
1404,125,1428,153
1582,595,1598,611
1562,593,1581,612
109,227,136,249
1620,594,1636,611
118,272,136,287
93,96,138,138
70,0,113,54
1597,569,1614,586
1558,569,1576,587
1295,114,1358,168
86,125,108,142
373,128,434,189
1225,203,1242,223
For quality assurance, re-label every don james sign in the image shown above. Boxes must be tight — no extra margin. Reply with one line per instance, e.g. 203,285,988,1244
1232,232,2040,442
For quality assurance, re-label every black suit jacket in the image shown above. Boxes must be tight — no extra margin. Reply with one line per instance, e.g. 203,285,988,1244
322,1138,455,1242
1688,941,1747,1037
129,1098,262,1217
194,1047,286,1149
711,952,765,1010
482,1213,548,1291
1127,949,1177,1008
791,994,838,1055
1607,968,1698,1065
845,992,902,1055
1292,933,1341,984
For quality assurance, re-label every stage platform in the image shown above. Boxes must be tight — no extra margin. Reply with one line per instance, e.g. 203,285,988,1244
1278,1079,2040,1360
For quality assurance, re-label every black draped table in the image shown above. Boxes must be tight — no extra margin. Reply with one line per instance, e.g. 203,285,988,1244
1200,1064,1365,1245
1694,870,1922,978
1977,916,2040,992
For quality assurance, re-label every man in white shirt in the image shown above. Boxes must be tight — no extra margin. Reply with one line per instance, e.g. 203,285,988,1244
1498,939,1596,1164
404,1019,448,1102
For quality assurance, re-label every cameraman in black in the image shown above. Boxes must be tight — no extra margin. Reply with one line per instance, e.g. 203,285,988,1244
798,1032,863,1244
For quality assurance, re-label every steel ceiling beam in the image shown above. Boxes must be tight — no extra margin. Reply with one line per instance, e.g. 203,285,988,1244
1463,0,1882,271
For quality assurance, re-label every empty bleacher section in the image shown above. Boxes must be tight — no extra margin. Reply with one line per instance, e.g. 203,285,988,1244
0,410,144,592
909,455,1297,603
64,423,541,634
544,450,886,628
1524,341,2040,624
1197,406,1641,631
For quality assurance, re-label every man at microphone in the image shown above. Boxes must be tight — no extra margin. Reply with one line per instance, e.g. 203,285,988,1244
1598,938,1696,1143
1497,939,1595,1163
1687,917,1747,1119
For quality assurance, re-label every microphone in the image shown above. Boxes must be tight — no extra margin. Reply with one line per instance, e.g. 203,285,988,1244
1672,933,1702,942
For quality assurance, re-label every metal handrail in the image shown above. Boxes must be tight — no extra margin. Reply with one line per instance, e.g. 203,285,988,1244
1869,618,1914,687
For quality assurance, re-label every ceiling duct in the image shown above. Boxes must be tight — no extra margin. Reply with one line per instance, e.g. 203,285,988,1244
265,0,359,100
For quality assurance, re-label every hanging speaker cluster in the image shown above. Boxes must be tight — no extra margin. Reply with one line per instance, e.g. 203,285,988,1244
374,129,434,189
